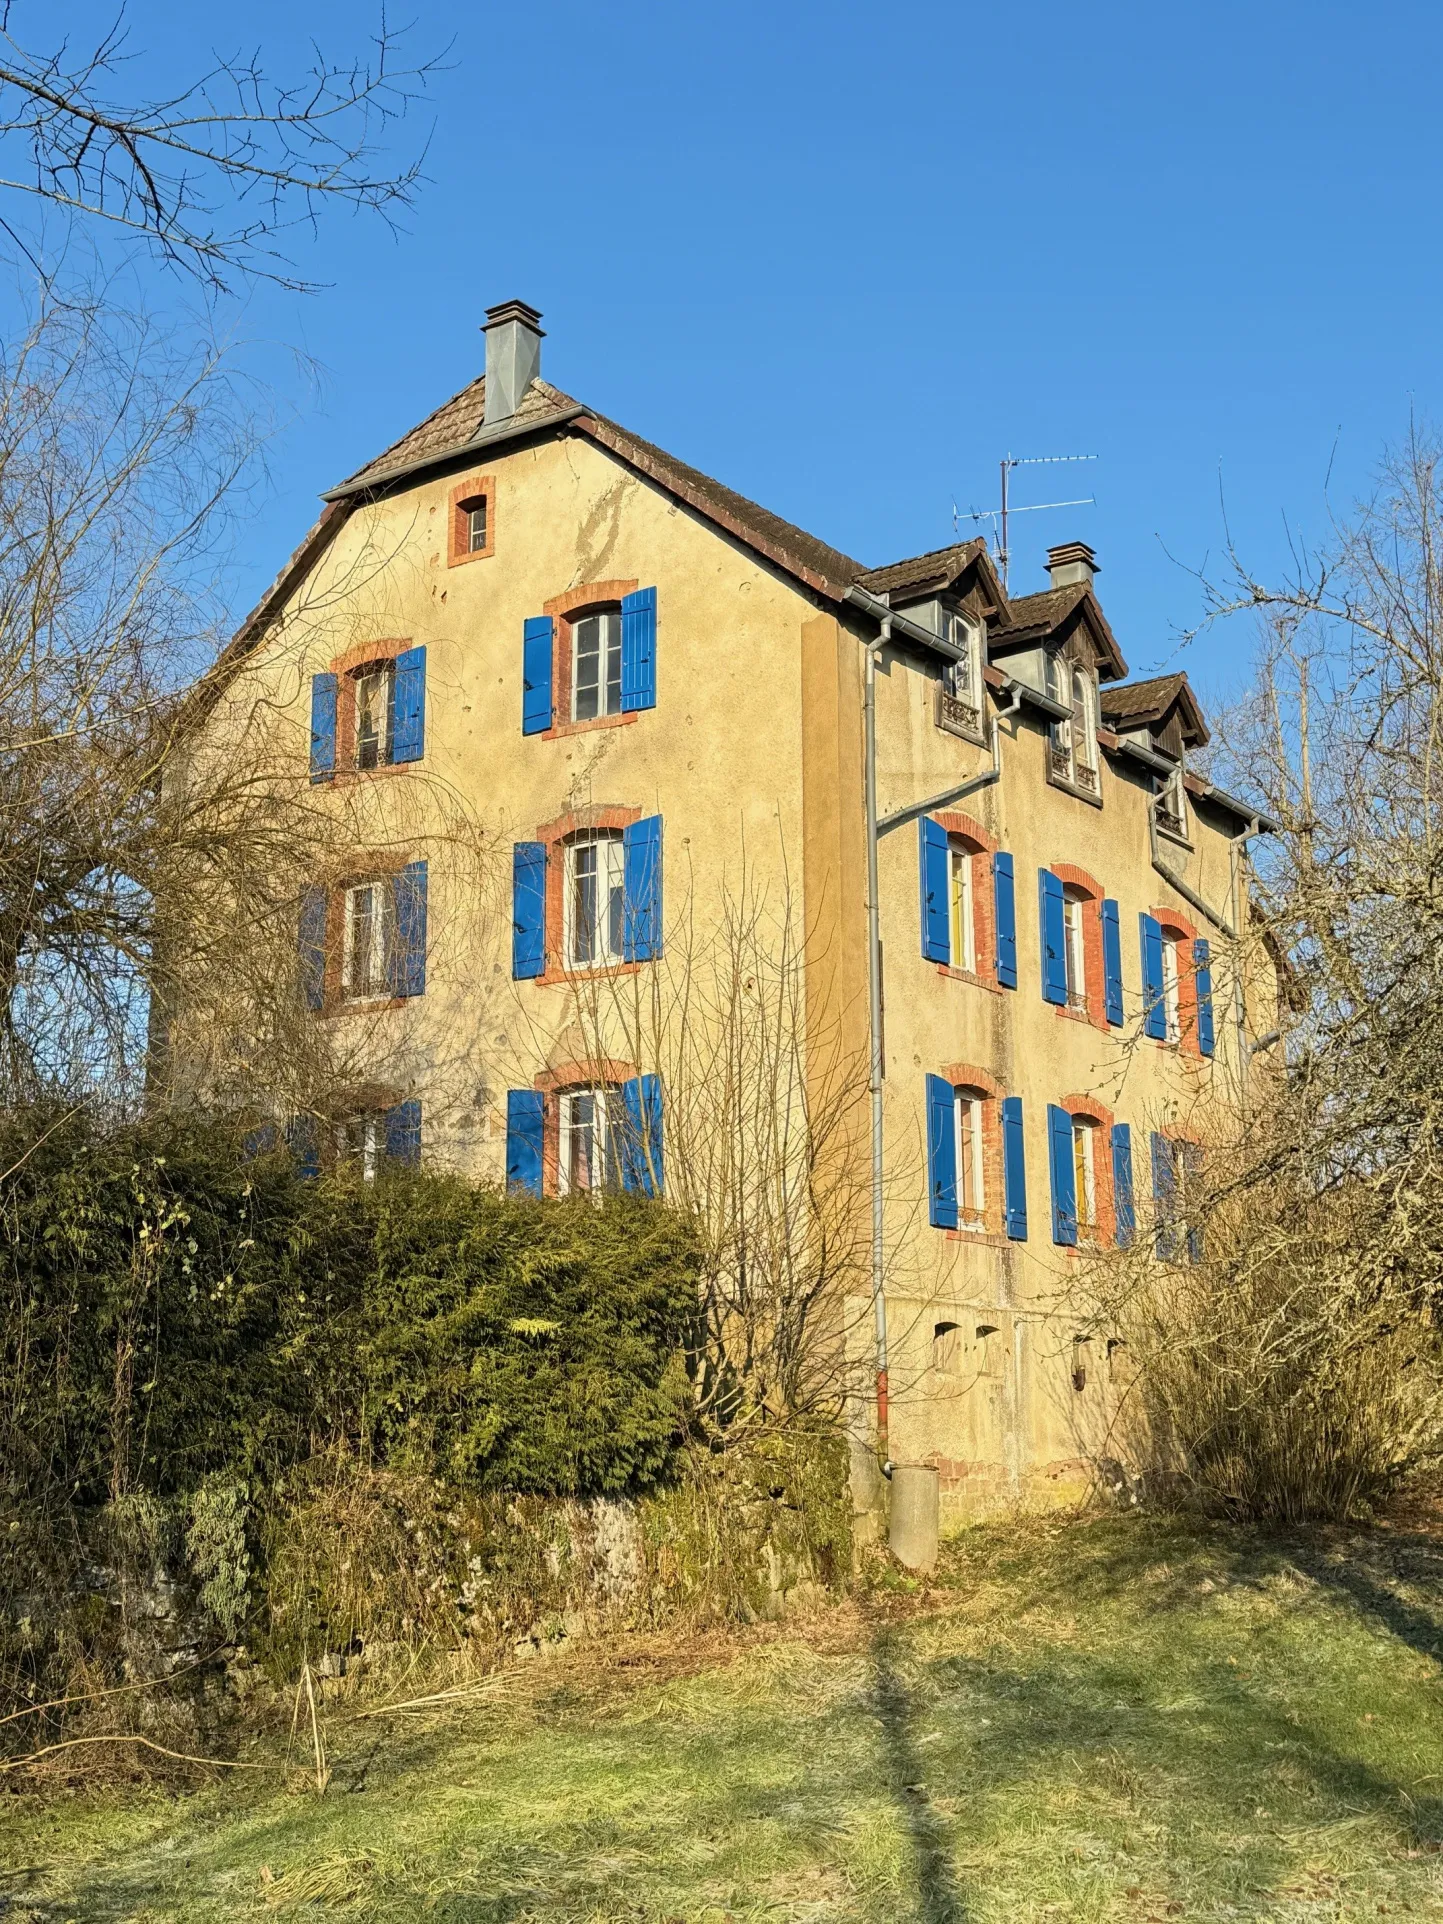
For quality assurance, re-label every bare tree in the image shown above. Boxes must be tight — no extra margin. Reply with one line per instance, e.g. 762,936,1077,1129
0,6,438,289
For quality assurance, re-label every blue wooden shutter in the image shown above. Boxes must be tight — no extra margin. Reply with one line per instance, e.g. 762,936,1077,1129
522,616,554,735
506,1090,545,1196
919,819,951,963
1151,1131,1180,1260
926,1074,958,1229
1101,898,1124,1026
309,672,337,781
512,842,547,979
622,816,663,962
1141,914,1167,1039
621,1074,664,1196
1039,869,1067,1006
391,646,426,763
620,586,657,712
391,861,427,996
242,1120,279,1159
288,1115,320,1181
385,1099,421,1167
1111,1123,1135,1248
299,885,327,1011
1048,1103,1077,1246
1001,1096,1027,1239
993,851,1018,989
1182,1141,1205,1263
1193,939,1215,1056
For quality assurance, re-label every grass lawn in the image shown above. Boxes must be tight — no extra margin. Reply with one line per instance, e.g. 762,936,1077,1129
6,1508,1443,1921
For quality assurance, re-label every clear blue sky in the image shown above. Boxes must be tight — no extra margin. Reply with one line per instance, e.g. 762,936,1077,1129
56,0,1443,715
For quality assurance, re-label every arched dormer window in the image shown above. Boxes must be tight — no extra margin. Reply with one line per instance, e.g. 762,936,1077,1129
1046,650,1101,799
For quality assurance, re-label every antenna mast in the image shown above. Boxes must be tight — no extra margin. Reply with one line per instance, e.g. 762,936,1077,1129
961,453,1098,590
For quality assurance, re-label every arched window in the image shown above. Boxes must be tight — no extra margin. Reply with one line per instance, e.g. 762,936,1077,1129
1158,764,1189,841
558,1085,623,1195
950,840,977,973
1062,885,1088,1009
564,830,626,967
955,1085,987,1227
571,607,623,721
1071,667,1099,788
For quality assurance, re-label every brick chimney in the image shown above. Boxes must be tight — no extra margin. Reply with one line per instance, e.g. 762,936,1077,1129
1046,540,1098,590
483,299,544,426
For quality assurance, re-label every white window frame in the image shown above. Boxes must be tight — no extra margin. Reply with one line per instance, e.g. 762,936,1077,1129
335,1114,382,1181
1158,765,1189,841
571,609,624,723
342,880,392,999
1072,667,1099,780
564,831,626,969
1072,1115,1097,1233
558,1087,621,1196
1062,887,1087,1009
467,499,488,553
949,844,976,973
954,1087,986,1228
352,662,394,771
946,613,983,702
1161,933,1182,1044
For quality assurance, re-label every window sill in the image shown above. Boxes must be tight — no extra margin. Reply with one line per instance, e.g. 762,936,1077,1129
1156,823,1193,851
538,710,641,743
315,761,417,789
533,959,644,990
944,1225,1009,1249
1054,1001,1106,1033
934,963,1003,994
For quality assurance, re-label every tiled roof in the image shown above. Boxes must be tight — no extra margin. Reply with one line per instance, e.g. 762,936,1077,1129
1102,671,1209,746
992,581,1128,681
857,541,987,599
332,376,582,493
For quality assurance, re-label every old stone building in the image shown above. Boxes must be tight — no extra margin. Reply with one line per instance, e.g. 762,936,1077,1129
193,299,1276,1520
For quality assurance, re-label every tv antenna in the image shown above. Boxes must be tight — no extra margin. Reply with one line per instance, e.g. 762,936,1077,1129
954,453,1097,590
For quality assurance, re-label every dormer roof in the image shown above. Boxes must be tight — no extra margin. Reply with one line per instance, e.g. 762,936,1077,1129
1101,671,1210,750
990,581,1128,681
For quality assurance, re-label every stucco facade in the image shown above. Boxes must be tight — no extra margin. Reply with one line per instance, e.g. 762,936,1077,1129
190,300,1275,1523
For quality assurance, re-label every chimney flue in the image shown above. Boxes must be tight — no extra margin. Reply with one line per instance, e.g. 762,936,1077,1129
1046,541,1098,590
483,299,544,426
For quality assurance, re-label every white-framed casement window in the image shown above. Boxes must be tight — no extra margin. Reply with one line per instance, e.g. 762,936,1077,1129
1158,764,1189,841
946,613,984,703
949,844,977,973
565,830,626,968
1062,886,1088,1009
1047,653,1100,795
1071,1115,1098,1234
955,1086,986,1228
558,1087,622,1195
572,609,623,722
335,1114,382,1180
467,499,489,553
352,662,394,771
1160,932,1182,1043
342,880,393,998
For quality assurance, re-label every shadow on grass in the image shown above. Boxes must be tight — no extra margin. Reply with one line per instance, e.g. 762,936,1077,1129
869,1622,968,1923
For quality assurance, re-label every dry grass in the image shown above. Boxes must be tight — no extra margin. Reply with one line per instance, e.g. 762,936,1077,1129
6,1505,1443,1920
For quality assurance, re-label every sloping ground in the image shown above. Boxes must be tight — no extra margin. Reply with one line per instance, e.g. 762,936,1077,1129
6,1508,1443,1922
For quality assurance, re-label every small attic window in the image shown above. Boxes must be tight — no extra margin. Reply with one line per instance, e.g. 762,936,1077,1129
936,611,986,745
1157,764,1190,844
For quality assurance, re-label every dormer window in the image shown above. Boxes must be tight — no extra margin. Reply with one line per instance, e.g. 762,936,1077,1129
937,611,986,744
1047,651,1100,799
1157,764,1190,843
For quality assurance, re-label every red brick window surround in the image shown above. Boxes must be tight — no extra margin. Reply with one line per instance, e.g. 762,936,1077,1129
1050,862,1109,1033
327,640,413,782
447,474,495,566
1152,904,1204,1058
313,851,411,1018
533,1057,638,1197
532,804,643,988
1060,1092,1117,1246
541,580,640,739
934,810,999,990
938,1061,1007,1239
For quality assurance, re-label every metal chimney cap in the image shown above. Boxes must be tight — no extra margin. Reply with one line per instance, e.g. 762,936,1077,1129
483,298,545,336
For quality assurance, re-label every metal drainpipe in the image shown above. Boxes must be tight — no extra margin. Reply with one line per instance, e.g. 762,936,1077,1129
1229,818,1260,1117
864,620,891,1470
